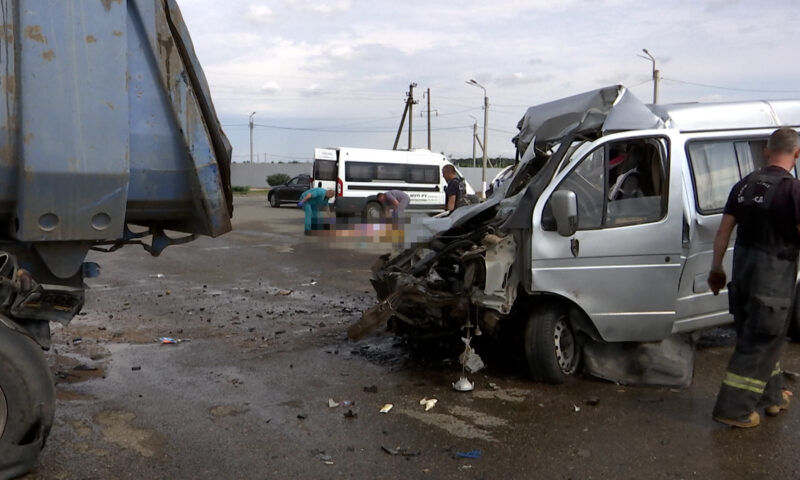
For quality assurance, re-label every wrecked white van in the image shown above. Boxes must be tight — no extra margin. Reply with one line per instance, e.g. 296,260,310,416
349,85,800,385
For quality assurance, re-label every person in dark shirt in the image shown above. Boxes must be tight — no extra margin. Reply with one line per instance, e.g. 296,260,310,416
708,127,800,428
443,164,466,211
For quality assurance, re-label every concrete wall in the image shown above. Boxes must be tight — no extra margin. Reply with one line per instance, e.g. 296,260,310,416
231,162,504,193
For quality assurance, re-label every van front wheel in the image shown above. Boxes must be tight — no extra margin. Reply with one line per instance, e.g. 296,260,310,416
524,304,581,383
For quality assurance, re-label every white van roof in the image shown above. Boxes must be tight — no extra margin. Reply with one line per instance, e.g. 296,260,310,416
513,85,800,155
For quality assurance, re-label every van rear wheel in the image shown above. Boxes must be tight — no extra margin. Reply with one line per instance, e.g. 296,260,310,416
524,304,581,383
363,202,383,223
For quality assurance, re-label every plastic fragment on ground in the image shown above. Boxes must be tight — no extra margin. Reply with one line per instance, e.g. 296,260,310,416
380,404,393,413
454,450,481,459
420,398,438,411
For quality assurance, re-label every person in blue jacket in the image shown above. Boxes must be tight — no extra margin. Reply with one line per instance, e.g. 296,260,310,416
298,188,334,234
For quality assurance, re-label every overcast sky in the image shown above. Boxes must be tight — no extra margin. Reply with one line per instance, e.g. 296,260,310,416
177,0,800,163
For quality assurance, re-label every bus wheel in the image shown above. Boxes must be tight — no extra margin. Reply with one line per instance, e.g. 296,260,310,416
0,324,55,479
524,304,581,383
363,202,383,223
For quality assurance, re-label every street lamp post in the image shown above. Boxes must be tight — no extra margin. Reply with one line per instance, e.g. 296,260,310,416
249,111,256,163
466,79,488,197
639,49,659,104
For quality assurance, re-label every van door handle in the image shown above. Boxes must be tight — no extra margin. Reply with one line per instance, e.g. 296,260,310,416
570,238,579,257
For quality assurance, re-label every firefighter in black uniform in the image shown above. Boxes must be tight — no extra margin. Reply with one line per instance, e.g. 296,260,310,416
708,127,800,428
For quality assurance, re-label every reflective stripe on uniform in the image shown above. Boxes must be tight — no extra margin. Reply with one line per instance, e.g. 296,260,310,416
722,371,766,394
771,363,782,377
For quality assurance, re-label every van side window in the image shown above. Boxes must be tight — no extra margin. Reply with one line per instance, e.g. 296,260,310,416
345,162,439,184
543,138,667,230
687,139,767,213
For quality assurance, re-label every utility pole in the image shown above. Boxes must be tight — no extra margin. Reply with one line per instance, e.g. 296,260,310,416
426,88,431,150
639,49,660,104
407,83,416,150
393,83,418,150
469,115,478,168
249,111,256,163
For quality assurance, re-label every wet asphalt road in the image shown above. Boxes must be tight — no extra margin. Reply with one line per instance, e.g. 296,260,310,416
20,195,800,479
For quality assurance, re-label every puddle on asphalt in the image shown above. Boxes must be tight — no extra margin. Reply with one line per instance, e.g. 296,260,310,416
94,410,167,458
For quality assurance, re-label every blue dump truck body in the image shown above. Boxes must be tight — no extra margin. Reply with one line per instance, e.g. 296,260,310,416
0,1,231,476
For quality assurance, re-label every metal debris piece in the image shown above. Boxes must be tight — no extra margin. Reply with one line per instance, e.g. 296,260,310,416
488,382,500,390
328,398,339,408
380,404,393,413
277,289,293,296
420,398,438,411
381,446,421,457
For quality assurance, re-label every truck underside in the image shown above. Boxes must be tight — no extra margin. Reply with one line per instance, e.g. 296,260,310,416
0,0,232,476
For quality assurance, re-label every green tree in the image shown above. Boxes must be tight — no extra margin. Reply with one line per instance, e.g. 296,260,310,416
267,173,291,186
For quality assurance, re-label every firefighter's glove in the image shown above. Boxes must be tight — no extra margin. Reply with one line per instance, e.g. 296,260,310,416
708,267,726,296
297,201,304,207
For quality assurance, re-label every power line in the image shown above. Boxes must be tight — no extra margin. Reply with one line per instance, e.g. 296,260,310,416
661,77,800,94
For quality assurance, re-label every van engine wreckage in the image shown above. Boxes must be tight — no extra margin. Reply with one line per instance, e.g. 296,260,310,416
348,85,695,387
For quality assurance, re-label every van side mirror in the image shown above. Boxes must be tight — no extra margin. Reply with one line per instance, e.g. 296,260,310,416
551,190,578,236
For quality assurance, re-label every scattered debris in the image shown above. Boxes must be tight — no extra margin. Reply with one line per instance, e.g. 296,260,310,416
783,370,800,381
277,289,293,296
297,413,307,420
420,398,438,411
380,404,393,414
454,450,481,459
72,337,83,345
343,409,357,419
459,336,485,374
381,446,421,457
363,385,378,393
157,337,185,344
328,398,354,408
317,452,334,465
131,366,142,371
585,396,600,406
573,404,581,413
452,377,474,392
488,382,500,391
73,364,98,371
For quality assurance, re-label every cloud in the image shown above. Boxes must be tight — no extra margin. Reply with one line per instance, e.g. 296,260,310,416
300,84,330,97
284,0,353,15
493,72,553,87
260,81,282,95
247,3,276,24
